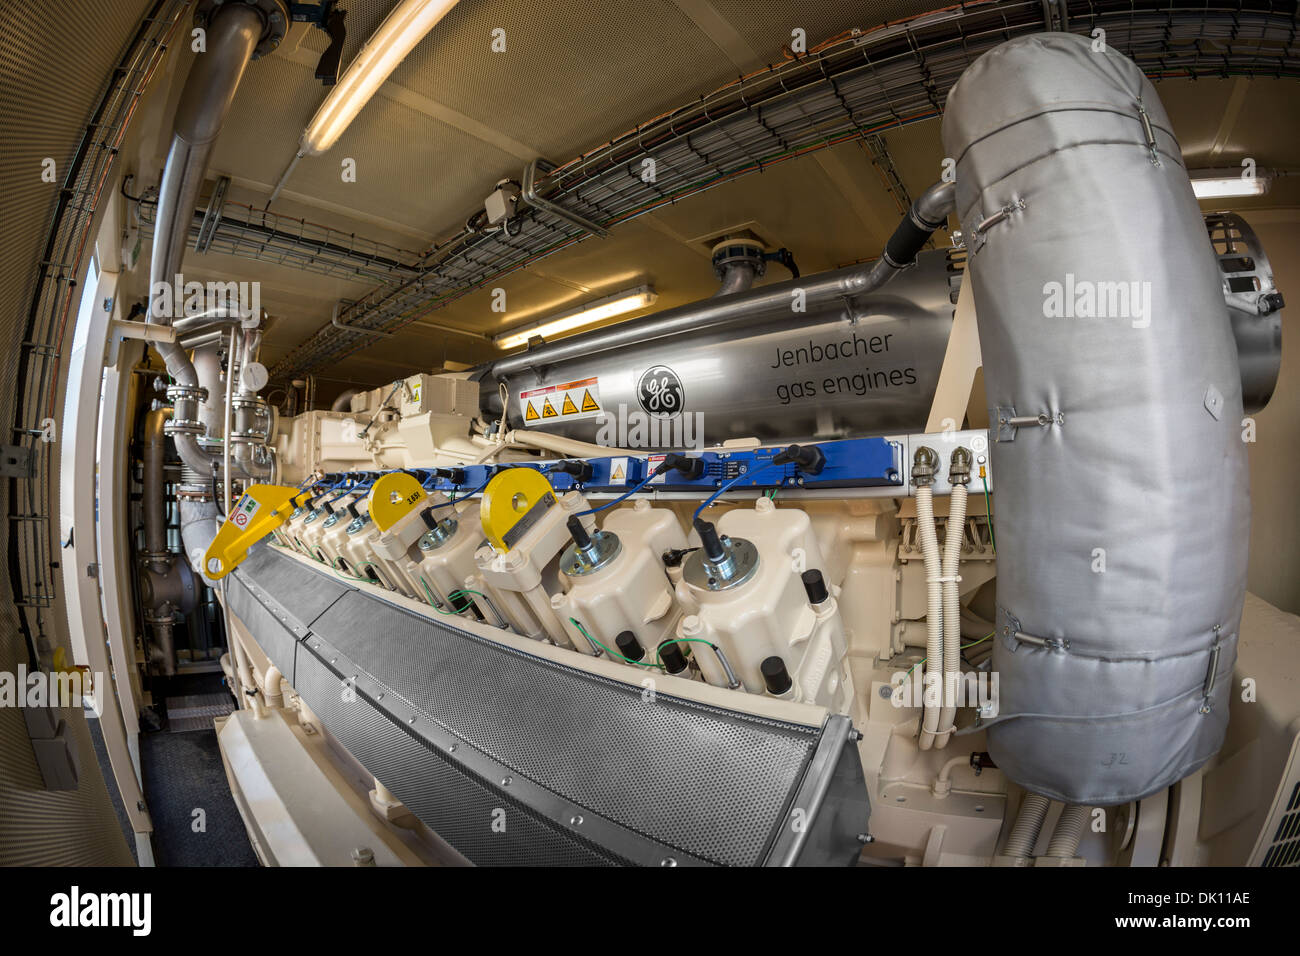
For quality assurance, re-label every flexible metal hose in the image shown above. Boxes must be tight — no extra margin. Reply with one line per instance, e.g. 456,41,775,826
1003,793,1052,860
1046,804,1091,858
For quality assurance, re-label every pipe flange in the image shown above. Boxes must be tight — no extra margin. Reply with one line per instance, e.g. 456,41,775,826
683,536,759,591
229,429,269,445
230,394,268,412
195,0,290,59
710,239,767,280
560,530,622,576
418,519,459,551
164,418,205,437
165,383,207,404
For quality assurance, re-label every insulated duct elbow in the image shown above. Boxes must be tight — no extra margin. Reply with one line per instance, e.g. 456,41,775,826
180,498,222,586
943,34,1248,805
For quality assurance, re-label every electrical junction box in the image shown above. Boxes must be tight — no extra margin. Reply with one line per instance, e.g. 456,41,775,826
484,180,520,226
398,375,478,418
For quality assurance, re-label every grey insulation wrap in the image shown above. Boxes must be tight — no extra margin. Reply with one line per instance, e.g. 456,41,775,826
941,34,1248,805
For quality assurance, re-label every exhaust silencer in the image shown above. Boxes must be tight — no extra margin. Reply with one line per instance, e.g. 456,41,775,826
942,34,1249,804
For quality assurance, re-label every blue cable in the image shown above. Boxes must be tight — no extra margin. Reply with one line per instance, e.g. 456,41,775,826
425,477,492,511
693,461,778,521
574,469,661,517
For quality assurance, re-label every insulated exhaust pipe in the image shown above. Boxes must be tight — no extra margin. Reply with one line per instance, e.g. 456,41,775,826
942,34,1249,804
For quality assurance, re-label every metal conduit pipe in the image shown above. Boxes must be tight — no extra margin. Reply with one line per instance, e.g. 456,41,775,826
141,408,172,571
145,1,273,479
486,181,955,380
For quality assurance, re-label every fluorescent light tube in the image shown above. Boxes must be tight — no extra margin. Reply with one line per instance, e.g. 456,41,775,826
300,0,459,157
1189,168,1269,200
495,285,657,350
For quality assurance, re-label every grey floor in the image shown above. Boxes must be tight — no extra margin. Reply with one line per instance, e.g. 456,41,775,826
87,672,258,867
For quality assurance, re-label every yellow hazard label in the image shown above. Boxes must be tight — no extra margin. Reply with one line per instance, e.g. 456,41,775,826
610,460,626,481
519,376,602,424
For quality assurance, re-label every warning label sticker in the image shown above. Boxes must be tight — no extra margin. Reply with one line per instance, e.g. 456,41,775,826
519,376,602,425
230,494,260,529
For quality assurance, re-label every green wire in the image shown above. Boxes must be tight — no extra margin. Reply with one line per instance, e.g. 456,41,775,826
981,473,996,553
902,631,995,680
569,618,657,666
330,556,367,581
655,637,712,670
567,620,718,674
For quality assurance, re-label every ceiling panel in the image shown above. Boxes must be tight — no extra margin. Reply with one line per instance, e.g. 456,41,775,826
389,0,741,160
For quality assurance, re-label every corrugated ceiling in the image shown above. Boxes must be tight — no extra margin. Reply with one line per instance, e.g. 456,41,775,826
113,0,1300,397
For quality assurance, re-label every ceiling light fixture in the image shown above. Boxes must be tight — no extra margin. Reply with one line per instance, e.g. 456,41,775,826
267,0,459,205
302,0,459,156
494,285,658,350
1188,167,1270,200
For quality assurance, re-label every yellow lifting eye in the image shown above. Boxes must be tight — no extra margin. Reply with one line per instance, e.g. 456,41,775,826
480,468,556,552
367,472,428,532
202,484,311,580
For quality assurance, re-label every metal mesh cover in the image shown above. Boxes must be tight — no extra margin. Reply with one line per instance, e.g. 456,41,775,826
237,540,354,627
225,573,304,683
236,547,867,866
293,645,620,867
307,589,817,866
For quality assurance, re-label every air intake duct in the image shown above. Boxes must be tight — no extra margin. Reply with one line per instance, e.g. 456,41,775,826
941,34,1249,805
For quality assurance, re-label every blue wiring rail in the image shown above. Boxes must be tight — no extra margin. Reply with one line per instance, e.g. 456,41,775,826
312,436,904,503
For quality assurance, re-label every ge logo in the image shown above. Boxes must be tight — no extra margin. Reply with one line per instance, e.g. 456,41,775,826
637,365,684,418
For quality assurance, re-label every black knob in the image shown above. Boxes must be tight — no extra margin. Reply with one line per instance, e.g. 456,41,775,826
567,515,593,550
346,502,360,520
761,656,793,695
802,569,829,605
435,467,467,485
693,517,726,563
659,640,689,674
615,630,644,663
321,500,335,516
419,505,441,530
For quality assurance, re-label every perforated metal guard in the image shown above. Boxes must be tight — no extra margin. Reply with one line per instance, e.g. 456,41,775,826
225,574,302,682
293,646,621,867
238,541,353,626
233,546,868,866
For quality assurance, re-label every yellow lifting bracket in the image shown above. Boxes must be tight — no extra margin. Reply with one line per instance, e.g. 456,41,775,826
479,468,556,552
367,471,428,532
202,483,311,580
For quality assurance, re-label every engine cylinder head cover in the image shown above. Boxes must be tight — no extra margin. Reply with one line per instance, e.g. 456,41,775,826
942,34,1249,804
